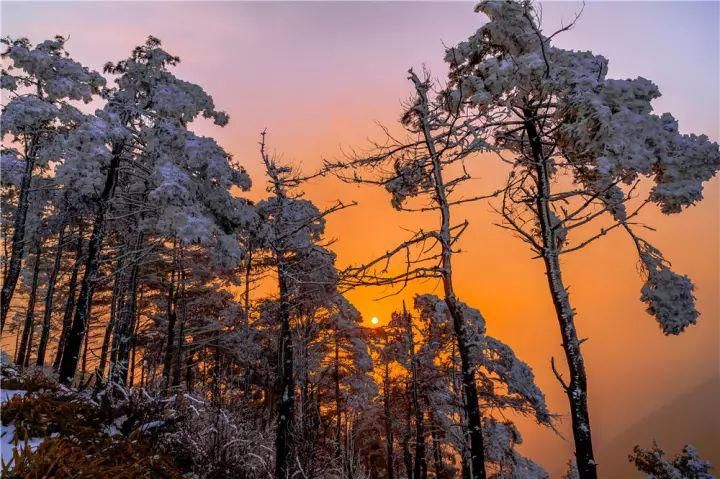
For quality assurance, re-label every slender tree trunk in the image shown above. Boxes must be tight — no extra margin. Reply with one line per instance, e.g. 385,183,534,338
172,274,185,391
172,305,184,390
410,337,427,479
25,322,36,368
59,140,124,384
53,225,84,370
128,288,144,387
243,249,252,322
335,337,342,457
111,234,141,387
275,254,294,479
109,287,126,378
163,244,178,390
2,224,9,280
81,310,91,376
403,405,414,479
1,152,37,332
96,253,126,382
383,361,395,479
16,243,42,367
184,346,193,393
524,109,597,479
128,313,138,386
212,328,222,403
411,73,486,479
14,324,21,363
36,224,67,367
430,420,444,479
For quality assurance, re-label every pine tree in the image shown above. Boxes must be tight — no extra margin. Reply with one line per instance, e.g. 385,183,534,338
442,2,720,477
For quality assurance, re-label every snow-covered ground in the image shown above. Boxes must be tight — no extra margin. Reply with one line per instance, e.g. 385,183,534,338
1,388,42,467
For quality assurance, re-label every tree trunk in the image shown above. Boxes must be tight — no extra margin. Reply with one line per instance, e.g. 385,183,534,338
36,224,67,367
53,225,84,370
275,255,295,479
128,288,144,387
1,151,36,332
384,361,395,479
81,308,91,376
335,337,342,458
162,245,178,390
524,109,597,479
172,311,184,390
58,140,124,384
430,420,444,479
403,406,414,479
446,297,485,479
96,253,126,382
16,243,42,367
173,261,186,390
410,73,487,479
111,234,141,387
407,306,427,479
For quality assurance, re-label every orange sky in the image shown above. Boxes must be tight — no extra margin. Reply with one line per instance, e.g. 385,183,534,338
3,1,718,476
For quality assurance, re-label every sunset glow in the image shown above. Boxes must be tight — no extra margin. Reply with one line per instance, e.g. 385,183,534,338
1,2,718,478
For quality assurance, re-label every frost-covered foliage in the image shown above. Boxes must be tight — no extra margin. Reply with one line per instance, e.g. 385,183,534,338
483,418,548,479
414,294,486,364
54,37,252,268
445,1,720,216
629,443,716,479
162,399,274,479
143,123,253,267
1,36,105,193
444,0,718,335
330,298,377,408
256,197,325,251
54,110,129,204
0,149,24,186
413,295,549,423
482,337,549,423
385,158,433,209
638,241,698,335
442,5,717,476
377,295,553,476
255,146,349,315
1,36,105,169
1,36,105,102
444,0,720,324
256,194,339,308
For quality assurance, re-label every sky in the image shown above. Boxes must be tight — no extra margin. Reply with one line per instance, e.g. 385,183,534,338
2,1,719,476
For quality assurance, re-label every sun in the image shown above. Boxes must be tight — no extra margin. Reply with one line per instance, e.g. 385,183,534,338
370,316,379,325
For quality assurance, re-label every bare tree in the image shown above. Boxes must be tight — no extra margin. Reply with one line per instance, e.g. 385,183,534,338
332,69,507,479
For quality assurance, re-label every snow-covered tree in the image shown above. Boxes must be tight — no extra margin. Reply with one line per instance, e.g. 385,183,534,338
367,296,550,479
56,37,251,385
336,68,517,479
629,444,716,479
0,36,104,331
442,2,720,477
413,294,550,479
255,131,356,479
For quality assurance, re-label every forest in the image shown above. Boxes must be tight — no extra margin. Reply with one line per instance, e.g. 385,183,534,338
0,1,718,478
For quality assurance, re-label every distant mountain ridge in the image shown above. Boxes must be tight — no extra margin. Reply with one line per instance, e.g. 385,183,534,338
598,379,720,478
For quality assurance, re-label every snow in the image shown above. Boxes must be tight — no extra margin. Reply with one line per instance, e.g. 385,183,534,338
639,242,698,335
630,443,716,479
0,388,43,468
3,36,105,102
445,0,720,220
484,337,551,424
0,389,25,402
